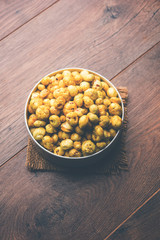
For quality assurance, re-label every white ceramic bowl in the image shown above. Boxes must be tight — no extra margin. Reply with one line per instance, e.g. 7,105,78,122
25,68,124,167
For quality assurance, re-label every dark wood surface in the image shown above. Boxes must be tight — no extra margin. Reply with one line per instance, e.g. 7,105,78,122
0,0,58,40
0,0,160,239
105,190,160,240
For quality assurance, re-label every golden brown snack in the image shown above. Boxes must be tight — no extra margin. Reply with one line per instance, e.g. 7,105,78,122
36,105,50,119
79,115,89,129
27,69,123,157
33,127,46,141
66,112,78,126
68,149,81,157
110,115,122,129
60,139,74,150
49,115,61,128
82,140,96,155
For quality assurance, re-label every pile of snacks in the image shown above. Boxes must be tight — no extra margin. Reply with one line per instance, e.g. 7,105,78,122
27,70,122,157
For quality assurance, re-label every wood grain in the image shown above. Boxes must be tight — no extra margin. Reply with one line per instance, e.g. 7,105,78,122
0,0,59,40
105,190,160,240
0,38,160,240
0,0,160,165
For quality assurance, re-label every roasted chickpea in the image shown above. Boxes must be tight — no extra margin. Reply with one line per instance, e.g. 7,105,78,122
109,129,117,138
63,101,77,115
89,104,99,115
102,82,109,92
31,92,40,99
33,127,46,141
50,99,56,106
92,134,102,142
50,106,61,115
82,140,95,155
83,73,95,82
61,121,73,133
80,81,90,92
52,134,59,144
41,76,50,85
69,149,81,157
49,115,61,127
54,96,66,109
28,114,37,127
80,70,89,80
36,105,50,120
74,141,82,150
107,87,118,97
54,88,70,101
46,124,57,134
95,98,103,105
27,104,34,114
34,120,46,127
97,91,104,99
62,70,72,77
60,139,74,150
75,108,88,117
110,115,122,129
87,113,99,124
99,115,110,128
39,89,49,98
104,130,111,140
84,88,98,100
43,99,51,106
30,98,43,111
110,97,121,104
55,73,63,80
71,133,81,141
75,126,84,135
47,93,54,99
96,142,107,149
60,115,66,123
73,73,83,84
92,80,102,90
83,96,94,108
74,96,83,107
30,128,36,135
109,103,122,116
98,105,106,116
37,84,45,91
63,75,75,86
79,115,89,129
59,79,66,88
103,98,111,107
54,147,64,156
58,131,70,140
93,125,104,137
68,85,78,97
66,112,78,126
42,136,54,151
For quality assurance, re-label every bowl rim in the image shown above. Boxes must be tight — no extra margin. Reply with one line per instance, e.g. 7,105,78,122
24,67,124,161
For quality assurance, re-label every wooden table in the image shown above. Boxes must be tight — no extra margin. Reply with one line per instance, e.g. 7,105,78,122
0,0,160,239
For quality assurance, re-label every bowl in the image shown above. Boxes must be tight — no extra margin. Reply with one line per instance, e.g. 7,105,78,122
24,68,124,167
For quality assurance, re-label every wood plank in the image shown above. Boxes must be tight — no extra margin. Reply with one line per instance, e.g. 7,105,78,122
105,190,160,240
0,0,160,164
0,39,160,240
0,0,59,40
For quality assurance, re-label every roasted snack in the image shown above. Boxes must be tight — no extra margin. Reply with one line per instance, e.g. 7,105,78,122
27,69,123,157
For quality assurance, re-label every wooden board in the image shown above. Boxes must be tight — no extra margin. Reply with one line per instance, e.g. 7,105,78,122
0,41,160,240
0,0,160,165
105,190,160,240
0,0,59,40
